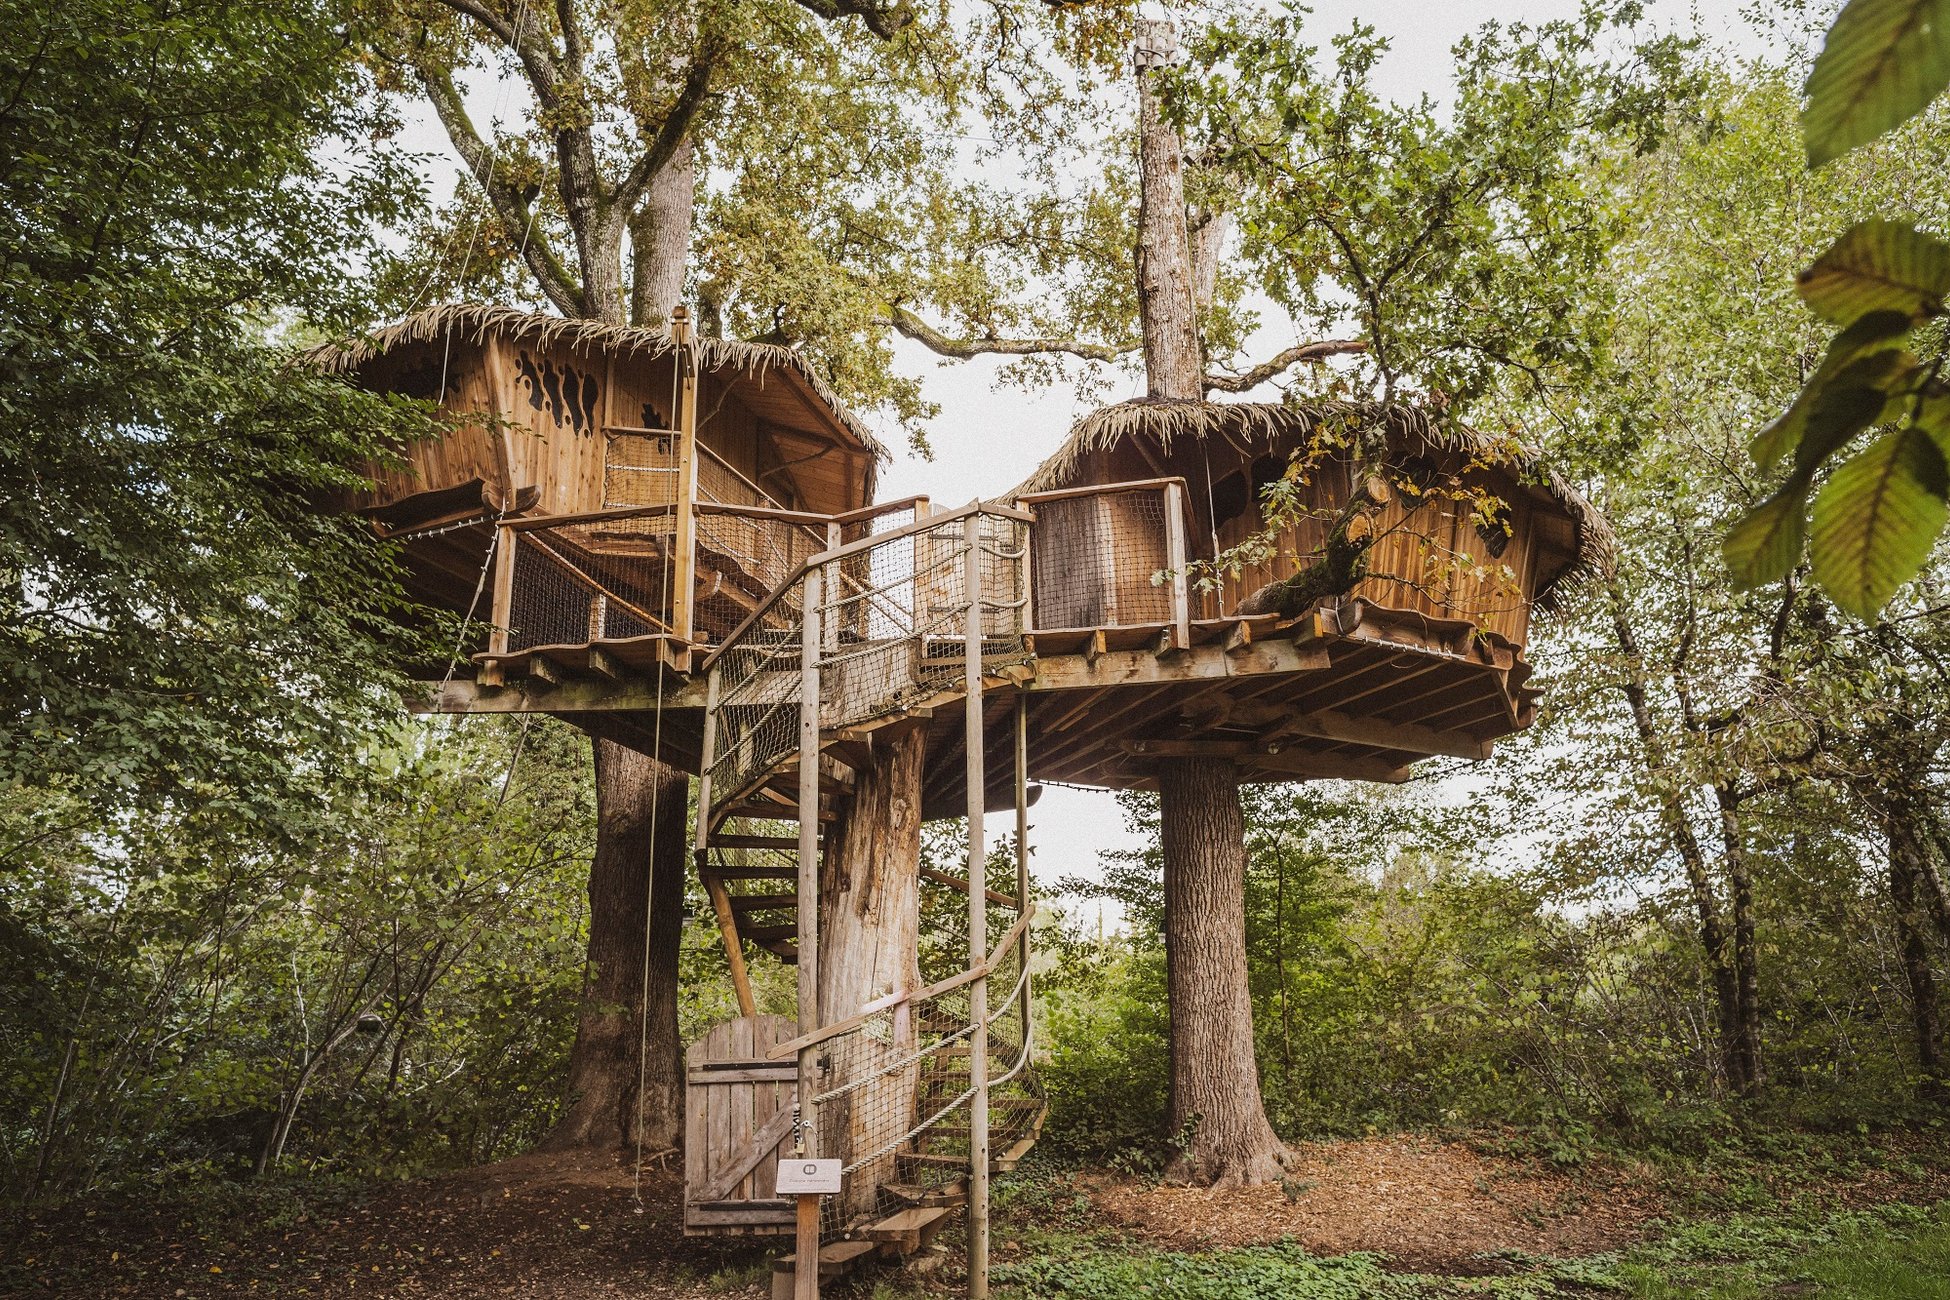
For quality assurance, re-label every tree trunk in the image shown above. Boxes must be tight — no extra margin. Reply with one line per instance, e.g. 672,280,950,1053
1608,593,1752,1096
818,728,925,1215
1890,812,1947,1100
1135,18,1203,402
1714,793,1764,1097
541,742,688,1155
1157,758,1290,1186
630,137,695,328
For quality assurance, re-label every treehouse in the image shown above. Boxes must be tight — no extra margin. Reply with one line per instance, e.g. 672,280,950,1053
316,302,887,682
317,307,1609,1297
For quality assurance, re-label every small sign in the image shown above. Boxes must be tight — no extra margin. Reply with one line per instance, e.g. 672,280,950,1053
775,1158,843,1194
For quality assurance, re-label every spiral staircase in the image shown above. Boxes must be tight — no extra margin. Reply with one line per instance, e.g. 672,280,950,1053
682,503,1045,1288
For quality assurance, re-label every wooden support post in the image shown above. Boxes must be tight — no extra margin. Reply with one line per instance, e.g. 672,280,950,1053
794,1194,820,1300
824,520,842,651
1014,693,1032,1046
697,666,757,1018
1164,480,1191,652
795,567,824,1300
479,524,517,687
963,514,991,1300
671,310,701,645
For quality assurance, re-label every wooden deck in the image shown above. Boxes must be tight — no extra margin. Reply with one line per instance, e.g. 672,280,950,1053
414,596,1535,808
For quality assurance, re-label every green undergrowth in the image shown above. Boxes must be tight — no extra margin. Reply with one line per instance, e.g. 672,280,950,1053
902,1197,1950,1300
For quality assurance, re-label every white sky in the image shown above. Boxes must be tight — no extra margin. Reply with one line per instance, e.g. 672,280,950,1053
400,0,1778,922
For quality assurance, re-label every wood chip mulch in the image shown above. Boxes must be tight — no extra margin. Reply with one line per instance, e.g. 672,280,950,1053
1085,1134,1662,1273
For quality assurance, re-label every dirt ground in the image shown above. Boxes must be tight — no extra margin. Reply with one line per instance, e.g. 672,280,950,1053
7,1132,1949,1297
1,1153,776,1300
1085,1133,1660,1272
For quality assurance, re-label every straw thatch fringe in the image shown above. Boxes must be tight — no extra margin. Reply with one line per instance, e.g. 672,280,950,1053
1017,396,1614,614
306,302,888,462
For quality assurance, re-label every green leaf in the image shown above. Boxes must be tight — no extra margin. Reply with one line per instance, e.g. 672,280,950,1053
1809,424,1950,617
1751,310,1915,469
1805,0,1950,165
1724,477,1814,589
1797,221,1950,324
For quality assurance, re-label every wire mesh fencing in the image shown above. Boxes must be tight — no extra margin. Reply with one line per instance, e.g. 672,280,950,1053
816,509,1029,730
1019,481,1188,632
806,885,1038,1241
504,508,676,652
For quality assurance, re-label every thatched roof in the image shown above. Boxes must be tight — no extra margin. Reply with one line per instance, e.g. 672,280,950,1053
308,303,888,463
1016,397,1614,613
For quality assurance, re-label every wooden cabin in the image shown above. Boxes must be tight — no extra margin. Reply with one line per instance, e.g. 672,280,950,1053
314,303,887,676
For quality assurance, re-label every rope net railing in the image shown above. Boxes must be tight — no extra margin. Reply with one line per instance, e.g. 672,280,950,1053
694,504,1040,1244
808,886,1038,1241
1019,480,1188,632
815,510,1029,731
498,502,829,655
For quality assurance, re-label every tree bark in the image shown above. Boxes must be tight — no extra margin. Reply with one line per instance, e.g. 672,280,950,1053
1608,590,1753,1096
541,742,688,1155
1157,758,1290,1186
1714,791,1764,1096
1889,809,1947,1100
818,728,925,1216
1135,19,1203,402
629,136,695,328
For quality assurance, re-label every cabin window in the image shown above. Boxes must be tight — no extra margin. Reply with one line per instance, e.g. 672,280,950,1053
1475,516,1511,558
1206,470,1251,523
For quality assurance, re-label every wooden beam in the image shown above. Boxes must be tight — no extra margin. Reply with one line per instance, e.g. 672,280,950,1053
1024,635,1331,694
1269,707,1494,762
409,673,708,715
1246,749,1412,784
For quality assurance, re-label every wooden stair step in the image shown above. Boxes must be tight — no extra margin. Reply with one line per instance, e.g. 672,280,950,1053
881,1180,968,1208
726,894,798,912
860,1205,956,1251
710,834,807,851
721,802,834,822
699,864,798,880
739,924,798,942
774,1238,877,1277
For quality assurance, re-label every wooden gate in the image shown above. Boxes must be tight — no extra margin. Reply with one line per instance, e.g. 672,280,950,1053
683,1014,799,1235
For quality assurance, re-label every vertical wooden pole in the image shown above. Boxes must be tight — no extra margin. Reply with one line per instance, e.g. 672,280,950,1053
1014,693,1031,1044
963,512,990,1300
1164,480,1191,651
697,666,756,1018
825,520,843,650
478,525,517,687
671,310,701,646
795,566,824,1300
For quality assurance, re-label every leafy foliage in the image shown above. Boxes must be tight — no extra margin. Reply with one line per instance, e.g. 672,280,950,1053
0,0,443,833
1728,0,1950,616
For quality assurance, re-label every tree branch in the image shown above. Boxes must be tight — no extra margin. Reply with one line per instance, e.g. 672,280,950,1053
787,0,915,40
889,305,1133,362
433,0,562,109
417,63,584,316
615,50,717,212
1202,339,1367,393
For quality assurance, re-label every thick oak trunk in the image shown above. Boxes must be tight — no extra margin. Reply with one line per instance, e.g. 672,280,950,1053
541,741,688,1155
1135,19,1203,402
1157,758,1290,1186
630,137,695,328
818,728,925,1214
